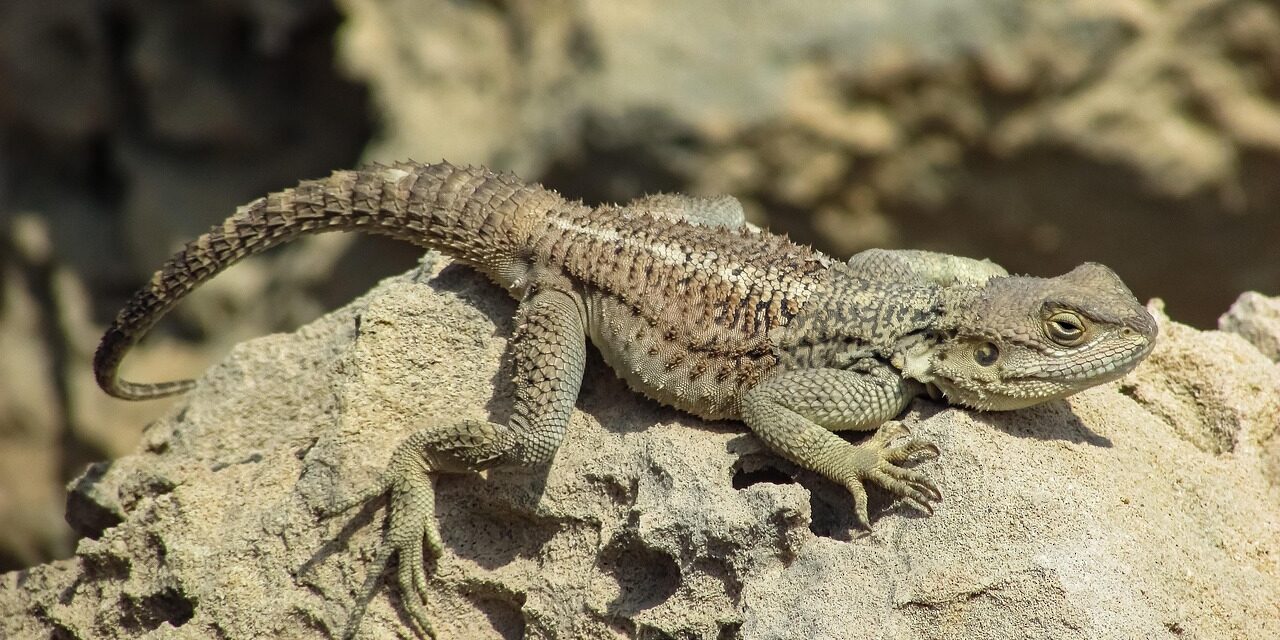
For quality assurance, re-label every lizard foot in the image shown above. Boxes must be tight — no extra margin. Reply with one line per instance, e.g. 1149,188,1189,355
331,420,506,639
323,433,452,640
841,421,940,528
378,464,441,639
335,419,509,640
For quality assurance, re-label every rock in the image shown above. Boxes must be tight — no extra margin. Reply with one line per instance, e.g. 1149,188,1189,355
3,260,1277,639
8,0,1280,572
0,217,71,569
1220,292,1280,362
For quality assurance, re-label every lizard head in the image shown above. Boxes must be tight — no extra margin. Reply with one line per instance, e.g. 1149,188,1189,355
908,263,1157,411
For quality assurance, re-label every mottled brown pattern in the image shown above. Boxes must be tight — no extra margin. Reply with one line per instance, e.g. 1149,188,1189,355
540,205,827,337
529,205,832,418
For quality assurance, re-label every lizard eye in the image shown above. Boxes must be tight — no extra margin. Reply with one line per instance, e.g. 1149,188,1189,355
1045,311,1087,345
973,342,999,366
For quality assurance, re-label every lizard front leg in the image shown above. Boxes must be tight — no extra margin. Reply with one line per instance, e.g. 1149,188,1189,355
327,286,586,639
740,366,940,527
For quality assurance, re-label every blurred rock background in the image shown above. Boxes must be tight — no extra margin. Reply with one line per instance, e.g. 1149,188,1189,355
1,0,1276,571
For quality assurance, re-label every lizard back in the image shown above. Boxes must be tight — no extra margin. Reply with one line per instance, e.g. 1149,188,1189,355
532,205,834,419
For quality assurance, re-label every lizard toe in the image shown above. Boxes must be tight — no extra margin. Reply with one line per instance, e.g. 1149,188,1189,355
900,494,934,516
316,476,390,519
834,428,942,525
883,437,940,464
868,468,937,509
877,462,941,501
845,479,871,530
396,543,437,639
868,420,912,447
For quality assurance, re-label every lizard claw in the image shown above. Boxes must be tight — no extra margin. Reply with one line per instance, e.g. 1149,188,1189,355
847,478,872,529
315,477,390,520
883,438,940,465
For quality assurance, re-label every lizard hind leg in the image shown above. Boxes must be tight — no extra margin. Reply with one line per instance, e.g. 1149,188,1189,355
328,420,507,639
335,286,588,638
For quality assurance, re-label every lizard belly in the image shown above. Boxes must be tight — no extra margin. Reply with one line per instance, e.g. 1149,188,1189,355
584,292,748,421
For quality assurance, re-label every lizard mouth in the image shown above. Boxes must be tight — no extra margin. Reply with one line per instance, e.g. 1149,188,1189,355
1033,337,1155,385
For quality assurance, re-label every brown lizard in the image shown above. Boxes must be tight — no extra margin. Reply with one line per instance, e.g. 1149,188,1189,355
94,161,1158,638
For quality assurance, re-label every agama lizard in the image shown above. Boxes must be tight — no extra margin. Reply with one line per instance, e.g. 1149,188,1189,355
94,162,1158,638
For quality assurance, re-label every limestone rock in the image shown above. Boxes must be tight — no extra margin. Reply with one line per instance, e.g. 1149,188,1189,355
1220,292,1280,362
3,261,1277,639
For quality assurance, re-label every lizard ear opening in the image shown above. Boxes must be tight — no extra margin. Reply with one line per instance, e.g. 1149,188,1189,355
973,342,999,366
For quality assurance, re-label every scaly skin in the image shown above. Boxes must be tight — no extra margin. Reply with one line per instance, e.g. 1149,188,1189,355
94,161,1158,638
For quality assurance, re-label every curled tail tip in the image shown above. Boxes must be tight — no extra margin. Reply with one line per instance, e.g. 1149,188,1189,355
94,326,195,401
98,374,197,402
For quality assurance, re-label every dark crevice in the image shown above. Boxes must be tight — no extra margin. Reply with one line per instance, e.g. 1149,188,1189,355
65,462,125,540
78,538,130,582
49,620,78,640
464,582,527,640
718,620,744,640
122,586,196,631
730,456,864,539
731,465,795,490
808,489,851,540
598,530,681,618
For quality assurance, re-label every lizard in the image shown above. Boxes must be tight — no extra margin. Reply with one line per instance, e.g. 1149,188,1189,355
93,161,1158,638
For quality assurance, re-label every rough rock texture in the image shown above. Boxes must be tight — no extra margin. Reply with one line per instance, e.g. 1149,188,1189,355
2,259,1277,639
5,0,1280,570
1220,292,1280,362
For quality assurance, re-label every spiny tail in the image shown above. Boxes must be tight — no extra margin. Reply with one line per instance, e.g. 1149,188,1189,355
95,161,565,400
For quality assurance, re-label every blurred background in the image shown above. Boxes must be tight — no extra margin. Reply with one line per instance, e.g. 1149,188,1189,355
1,0,1277,571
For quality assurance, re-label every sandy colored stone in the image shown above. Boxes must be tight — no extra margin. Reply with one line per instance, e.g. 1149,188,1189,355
2,259,1277,639
1220,292,1280,362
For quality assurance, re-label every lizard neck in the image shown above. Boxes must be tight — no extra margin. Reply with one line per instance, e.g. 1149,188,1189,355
775,264,948,370
931,285,987,332
886,284,985,381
